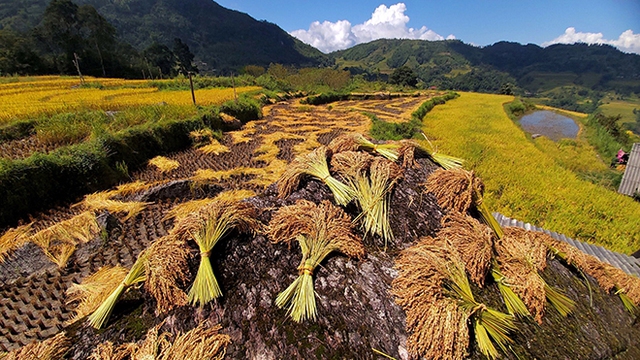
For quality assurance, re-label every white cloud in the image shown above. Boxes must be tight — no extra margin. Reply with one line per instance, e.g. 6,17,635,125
290,3,454,53
543,27,640,55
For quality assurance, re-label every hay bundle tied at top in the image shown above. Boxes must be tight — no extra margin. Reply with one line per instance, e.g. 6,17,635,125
145,235,192,314
267,200,364,322
278,146,355,205
438,212,494,287
330,150,373,178
328,133,400,161
425,168,503,238
392,237,515,359
66,266,129,325
349,157,403,246
88,250,149,329
171,195,259,306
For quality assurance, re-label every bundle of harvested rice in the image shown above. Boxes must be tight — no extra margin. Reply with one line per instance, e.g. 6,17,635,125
392,237,514,359
496,227,575,323
328,133,400,161
2,332,70,360
88,250,149,329
66,266,129,325
350,158,402,246
277,146,355,205
149,156,180,173
425,168,483,214
438,212,494,287
0,223,33,262
145,235,192,314
539,233,640,315
164,190,256,223
267,200,364,322
171,197,259,306
330,150,373,178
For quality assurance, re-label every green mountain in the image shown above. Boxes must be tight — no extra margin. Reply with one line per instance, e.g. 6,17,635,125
332,39,640,95
0,0,329,72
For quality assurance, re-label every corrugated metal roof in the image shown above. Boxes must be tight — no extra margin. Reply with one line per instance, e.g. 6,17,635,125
618,143,640,196
493,213,640,277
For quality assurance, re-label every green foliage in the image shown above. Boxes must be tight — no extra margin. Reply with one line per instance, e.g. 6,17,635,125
0,119,36,142
504,98,536,118
300,92,351,105
582,113,632,161
370,92,459,140
220,96,262,122
389,66,418,87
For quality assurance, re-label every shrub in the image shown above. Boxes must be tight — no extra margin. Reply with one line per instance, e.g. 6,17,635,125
220,96,262,122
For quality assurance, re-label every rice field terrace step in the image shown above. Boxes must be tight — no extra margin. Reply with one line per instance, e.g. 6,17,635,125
493,213,640,277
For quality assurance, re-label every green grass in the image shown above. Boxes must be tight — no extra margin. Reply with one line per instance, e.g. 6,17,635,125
421,92,640,254
599,95,640,129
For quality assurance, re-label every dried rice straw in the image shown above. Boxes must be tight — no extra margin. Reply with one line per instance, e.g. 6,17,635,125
0,223,33,263
88,250,149,329
66,266,129,325
328,133,401,161
2,332,70,360
149,156,180,173
267,200,364,322
277,146,356,205
145,235,192,314
171,197,259,306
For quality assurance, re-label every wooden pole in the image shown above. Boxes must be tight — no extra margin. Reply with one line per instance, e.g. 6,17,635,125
232,71,237,102
188,71,196,105
73,53,85,85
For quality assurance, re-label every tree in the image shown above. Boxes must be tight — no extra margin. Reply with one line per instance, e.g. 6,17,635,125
390,66,418,87
172,38,198,74
143,43,175,77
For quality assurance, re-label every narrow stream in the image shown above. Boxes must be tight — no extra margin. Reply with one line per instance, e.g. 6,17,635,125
519,110,579,141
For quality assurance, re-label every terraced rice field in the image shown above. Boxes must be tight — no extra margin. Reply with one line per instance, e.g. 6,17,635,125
0,94,431,352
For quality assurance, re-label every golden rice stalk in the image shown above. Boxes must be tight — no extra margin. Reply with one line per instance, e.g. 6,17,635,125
189,128,217,145
88,341,134,360
350,158,403,246
248,159,287,188
328,133,400,161
0,223,33,262
267,200,364,322
88,250,149,329
277,146,356,205
115,180,155,197
330,151,374,179
438,212,494,287
444,259,516,359
495,227,550,323
491,265,531,318
66,266,129,325
391,237,467,359
149,156,180,173
82,193,150,221
416,135,465,170
171,198,259,306
425,168,483,214
164,190,256,223
145,236,192,314
2,332,70,360
158,324,231,360
544,281,576,317
199,139,230,155
30,211,100,267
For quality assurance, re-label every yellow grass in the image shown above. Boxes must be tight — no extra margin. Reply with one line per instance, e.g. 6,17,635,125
149,156,180,173
421,92,640,253
0,223,33,262
0,76,260,123
198,139,230,155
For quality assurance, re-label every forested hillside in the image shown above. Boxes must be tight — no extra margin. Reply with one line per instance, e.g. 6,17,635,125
0,0,329,75
333,39,640,96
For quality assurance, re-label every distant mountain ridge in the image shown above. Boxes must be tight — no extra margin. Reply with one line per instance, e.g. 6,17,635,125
0,0,329,71
331,39,640,94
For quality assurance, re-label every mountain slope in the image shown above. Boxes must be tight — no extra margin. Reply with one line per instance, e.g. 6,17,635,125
332,39,640,94
0,0,330,71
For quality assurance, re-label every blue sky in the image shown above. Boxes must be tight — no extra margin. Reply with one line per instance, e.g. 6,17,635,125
215,0,640,54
